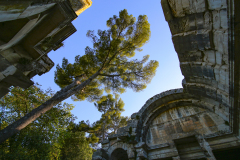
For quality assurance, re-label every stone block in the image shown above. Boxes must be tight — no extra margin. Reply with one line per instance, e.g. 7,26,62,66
212,10,221,29
168,0,185,17
168,0,206,17
215,52,222,65
161,0,174,21
178,51,203,62
148,148,178,159
203,50,215,64
173,32,213,54
191,64,203,77
180,63,191,78
213,31,228,54
168,12,211,35
220,9,228,29
0,72,5,81
172,156,181,160
92,149,109,160
219,69,226,86
203,66,215,79
2,65,17,77
222,54,228,65
18,3,55,19
0,55,12,72
207,0,227,10
3,74,33,89
0,48,21,64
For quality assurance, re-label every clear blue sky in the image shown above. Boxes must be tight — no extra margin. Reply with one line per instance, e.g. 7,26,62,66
33,0,184,124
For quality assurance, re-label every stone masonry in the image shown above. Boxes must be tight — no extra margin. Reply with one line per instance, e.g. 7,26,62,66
0,0,92,98
92,0,240,159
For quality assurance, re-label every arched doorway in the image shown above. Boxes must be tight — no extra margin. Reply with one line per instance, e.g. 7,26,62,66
110,148,129,160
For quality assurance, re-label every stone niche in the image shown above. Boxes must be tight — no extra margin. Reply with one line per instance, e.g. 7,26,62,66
92,0,240,159
147,105,230,160
93,89,240,160
146,106,229,146
0,0,92,98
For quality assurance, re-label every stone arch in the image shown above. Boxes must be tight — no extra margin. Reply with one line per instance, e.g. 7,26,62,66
161,0,236,133
145,105,230,146
141,101,229,142
135,89,230,142
107,142,134,160
110,148,129,160
91,1,240,159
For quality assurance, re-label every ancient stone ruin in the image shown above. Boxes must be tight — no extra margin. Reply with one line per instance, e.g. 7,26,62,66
0,0,92,98
92,0,240,159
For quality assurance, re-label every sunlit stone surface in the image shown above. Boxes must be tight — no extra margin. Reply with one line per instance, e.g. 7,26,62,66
92,0,240,159
0,0,92,97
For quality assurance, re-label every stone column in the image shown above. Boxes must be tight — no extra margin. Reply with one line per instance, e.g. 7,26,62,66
195,135,216,160
172,156,181,160
136,148,147,160
135,142,148,160
128,148,136,160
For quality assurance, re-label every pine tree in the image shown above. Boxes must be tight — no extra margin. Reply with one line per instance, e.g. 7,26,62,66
0,9,158,143
60,131,93,160
0,85,75,159
93,94,125,141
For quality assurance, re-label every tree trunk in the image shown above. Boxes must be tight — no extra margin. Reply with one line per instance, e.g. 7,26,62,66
0,72,99,144
102,127,105,141
102,116,106,141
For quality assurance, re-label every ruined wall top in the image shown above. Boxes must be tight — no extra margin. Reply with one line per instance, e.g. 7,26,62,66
0,0,92,97
69,0,92,16
92,0,240,159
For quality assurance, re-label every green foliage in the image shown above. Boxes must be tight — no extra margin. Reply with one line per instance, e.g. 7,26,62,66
136,115,140,120
0,9,159,157
60,132,93,160
0,9,159,145
92,94,129,141
66,94,129,145
94,94,124,114
66,120,99,143
54,9,159,102
0,85,94,160
129,126,132,134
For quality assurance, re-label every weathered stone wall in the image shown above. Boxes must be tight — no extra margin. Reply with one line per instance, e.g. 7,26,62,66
0,0,92,97
147,106,229,146
92,0,240,159
161,0,240,136
69,0,92,16
161,0,230,107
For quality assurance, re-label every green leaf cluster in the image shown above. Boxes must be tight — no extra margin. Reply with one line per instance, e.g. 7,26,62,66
60,131,93,160
66,94,129,145
0,85,93,160
91,94,129,141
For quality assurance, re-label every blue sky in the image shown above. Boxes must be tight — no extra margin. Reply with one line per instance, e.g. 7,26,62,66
33,0,184,124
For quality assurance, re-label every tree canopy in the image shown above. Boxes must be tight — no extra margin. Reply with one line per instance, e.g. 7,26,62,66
54,9,158,101
0,9,158,143
0,85,97,160
60,131,94,160
93,94,126,141
0,85,74,159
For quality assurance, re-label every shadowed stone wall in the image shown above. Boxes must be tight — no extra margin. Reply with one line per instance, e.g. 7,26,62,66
147,106,229,146
92,0,240,159
0,0,92,97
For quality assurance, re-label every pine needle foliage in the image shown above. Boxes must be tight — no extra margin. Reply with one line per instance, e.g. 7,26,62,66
54,9,159,102
93,94,125,140
0,9,158,144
